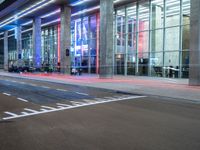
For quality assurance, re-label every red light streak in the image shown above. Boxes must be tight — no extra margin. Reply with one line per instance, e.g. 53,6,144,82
57,24,61,63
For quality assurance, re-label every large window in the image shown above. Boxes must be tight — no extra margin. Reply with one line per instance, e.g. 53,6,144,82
22,32,33,67
71,14,98,73
114,0,190,78
41,26,58,71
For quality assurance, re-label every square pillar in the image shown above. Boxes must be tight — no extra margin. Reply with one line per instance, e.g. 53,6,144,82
60,5,71,74
33,17,42,69
99,0,114,78
189,0,200,85
15,26,22,59
4,31,8,71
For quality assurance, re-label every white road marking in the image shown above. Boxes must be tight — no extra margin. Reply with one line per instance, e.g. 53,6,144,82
94,98,107,102
24,108,38,113
40,109,48,112
82,99,97,104
41,106,56,110
56,103,72,107
57,106,65,109
41,86,50,89
3,93,11,96
21,112,29,115
29,83,37,86
17,98,28,102
56,89,68,92
2,95,146,121
104,97,117,100
75,92,89,96
70,101,85,106
4,112,18,117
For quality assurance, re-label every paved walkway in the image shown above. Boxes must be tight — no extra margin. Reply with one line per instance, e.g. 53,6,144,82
0,71,200,102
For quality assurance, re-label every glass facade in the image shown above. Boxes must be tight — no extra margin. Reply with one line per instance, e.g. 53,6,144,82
114,0,190,78
8,36,17,67
2,0,190,78
71,14,98,73
22,31,33,67
41,26,58,71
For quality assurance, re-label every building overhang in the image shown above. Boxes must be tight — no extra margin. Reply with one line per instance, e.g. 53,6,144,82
0,0,135,33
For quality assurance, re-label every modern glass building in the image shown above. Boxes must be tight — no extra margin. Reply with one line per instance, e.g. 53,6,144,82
0,0,197,82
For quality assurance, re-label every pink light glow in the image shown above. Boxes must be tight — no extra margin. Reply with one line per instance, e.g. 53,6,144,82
96,13,100,74
57,24,61,63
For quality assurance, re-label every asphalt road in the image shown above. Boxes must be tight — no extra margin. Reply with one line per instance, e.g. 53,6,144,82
0,76,200,150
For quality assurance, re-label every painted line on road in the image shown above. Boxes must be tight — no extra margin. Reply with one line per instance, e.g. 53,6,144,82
3,93,11,96
17,98,28,102
56,89,68,92
56,103,72,107
40,109,49,112
70,101,86,106
41,106,56,110
1,95,146,121
41,86,50,89
82,99,97,104
4,112,18,117
29,83,37,86
75,92,89,96
94,98,107,102
21,112,29,115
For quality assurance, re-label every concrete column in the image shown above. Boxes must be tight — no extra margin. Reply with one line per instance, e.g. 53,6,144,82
189,0,200,85
99,0,114,78
16,26,22,59
88,17,91,74
4,31,8,71
60,5,71,74
32,17,42,69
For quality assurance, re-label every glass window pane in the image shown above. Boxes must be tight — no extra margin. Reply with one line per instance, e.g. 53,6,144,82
150,52,163,77
151,29,163,52
138,31,149,53
181,50,189,78
117,9,126,34
165,27,180,51
127,5,137,34
128,33,137,54
116,9,126,54
139,0,150,31
164,51,179,78
182,0,190,21
138,52,149,76
151,0,164,29
115,54,125,75
127,54,136,75
90,15,97,39
82,17,89,56
166,0,180,27
182,25,190,50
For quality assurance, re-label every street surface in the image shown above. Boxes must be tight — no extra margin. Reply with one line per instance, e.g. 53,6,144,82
0,76,200,150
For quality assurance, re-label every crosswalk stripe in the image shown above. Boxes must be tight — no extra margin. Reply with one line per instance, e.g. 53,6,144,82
41,106,56,110
2,95,146,121
4,112,18,117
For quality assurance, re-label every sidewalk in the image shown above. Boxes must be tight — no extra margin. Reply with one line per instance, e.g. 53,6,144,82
0,71,200,102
